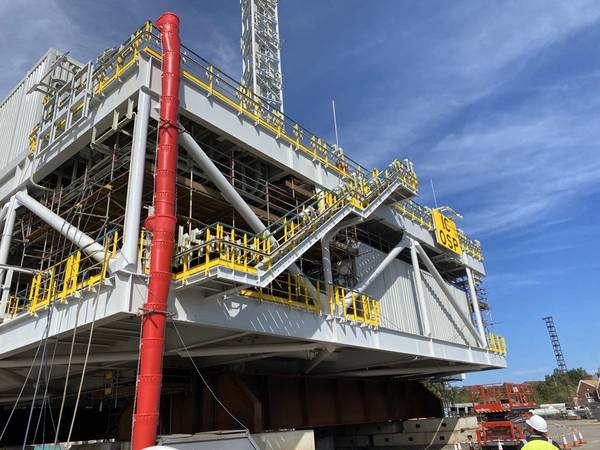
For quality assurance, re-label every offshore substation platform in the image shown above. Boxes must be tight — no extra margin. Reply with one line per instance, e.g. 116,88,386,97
0,7,506,449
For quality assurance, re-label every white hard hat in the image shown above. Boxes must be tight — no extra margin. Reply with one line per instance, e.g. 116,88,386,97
526,414,548,433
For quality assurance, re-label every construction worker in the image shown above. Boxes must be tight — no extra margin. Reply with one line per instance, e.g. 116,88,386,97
517,414,560,449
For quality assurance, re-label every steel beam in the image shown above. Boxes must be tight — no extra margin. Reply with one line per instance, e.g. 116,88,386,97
413,242,484,347
179,342,321,358
0,197,17,320
466,266,487,346
354,235,409,294
0,351,139,368
409,238,431,337
15,191,106,263
337,364,481,377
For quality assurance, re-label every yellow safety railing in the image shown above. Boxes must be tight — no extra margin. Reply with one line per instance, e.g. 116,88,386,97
239,273,321,313
5,295,21,319
6,232,120,317
172,162,417,285
394,199,484,261
238,276,381,327
139,24,418,191
172,223,269,281
325,284,380,326
486,333,507,356
92,25,145,96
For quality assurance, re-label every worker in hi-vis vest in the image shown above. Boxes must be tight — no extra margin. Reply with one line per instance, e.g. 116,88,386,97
517,414,560,449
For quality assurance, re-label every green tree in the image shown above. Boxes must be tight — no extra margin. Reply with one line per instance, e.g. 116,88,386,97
533,368,591,404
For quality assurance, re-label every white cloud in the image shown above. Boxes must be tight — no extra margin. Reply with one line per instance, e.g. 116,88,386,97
0,1,240,97
337,1,600,238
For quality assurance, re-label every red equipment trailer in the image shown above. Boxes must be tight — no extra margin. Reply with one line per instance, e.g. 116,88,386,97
469,383,537,448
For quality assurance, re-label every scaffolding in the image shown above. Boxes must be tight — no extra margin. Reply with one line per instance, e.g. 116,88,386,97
0,14,511,449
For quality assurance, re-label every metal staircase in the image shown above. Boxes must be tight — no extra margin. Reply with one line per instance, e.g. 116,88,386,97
167,160,417,291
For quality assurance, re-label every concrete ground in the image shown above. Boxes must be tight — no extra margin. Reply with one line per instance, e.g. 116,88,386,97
547,419,600,447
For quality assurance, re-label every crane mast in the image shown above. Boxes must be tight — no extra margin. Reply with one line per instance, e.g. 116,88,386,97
240,0,284,112
543,316,568,374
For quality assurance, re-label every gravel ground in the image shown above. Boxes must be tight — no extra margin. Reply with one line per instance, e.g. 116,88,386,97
546,419,600,447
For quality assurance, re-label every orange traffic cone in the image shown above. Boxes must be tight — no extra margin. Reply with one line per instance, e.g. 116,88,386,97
572,431,581,447
578,430,586,445
562,434,571,450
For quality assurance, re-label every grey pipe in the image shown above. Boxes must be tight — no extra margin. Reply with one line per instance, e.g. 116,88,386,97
179,132,319,302
409,239,431,337
0,197,17,320
354,235,409,294
120,89,151,267
413,242,485,347
15,191,106,264
466,266,487,346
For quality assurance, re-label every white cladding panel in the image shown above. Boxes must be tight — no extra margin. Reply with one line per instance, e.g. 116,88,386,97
0,50,58,171
356,243,477,347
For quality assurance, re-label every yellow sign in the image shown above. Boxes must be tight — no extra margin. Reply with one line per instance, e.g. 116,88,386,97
432,209,462,255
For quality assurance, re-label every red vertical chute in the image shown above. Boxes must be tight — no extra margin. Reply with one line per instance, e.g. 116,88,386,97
132,11,180,450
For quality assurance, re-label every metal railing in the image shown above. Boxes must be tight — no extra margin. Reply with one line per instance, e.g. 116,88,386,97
239,275,380,326
5,232,119,318
171,162,415,283
138,24,418,188
486,333,507,356
394,199,484,261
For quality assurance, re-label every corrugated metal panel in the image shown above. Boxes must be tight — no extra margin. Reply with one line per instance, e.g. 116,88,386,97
356,243,476,346
0,50,58,171
420,269,477,346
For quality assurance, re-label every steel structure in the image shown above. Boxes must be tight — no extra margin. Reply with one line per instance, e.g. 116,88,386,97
543,315,568,373
241,0,284,112
0,12,507,448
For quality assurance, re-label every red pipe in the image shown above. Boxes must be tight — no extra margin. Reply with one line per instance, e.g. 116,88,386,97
132,12,180,450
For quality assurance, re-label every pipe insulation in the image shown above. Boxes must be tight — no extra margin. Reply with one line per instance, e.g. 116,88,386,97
15,191,106,263
132,12,180,450
179,131,319,301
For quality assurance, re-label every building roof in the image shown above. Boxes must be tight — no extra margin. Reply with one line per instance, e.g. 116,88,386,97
579,379,599,388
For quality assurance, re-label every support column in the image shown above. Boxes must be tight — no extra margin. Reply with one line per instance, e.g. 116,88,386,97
466,266,487,347
409,239,431,337
321,235,333,286
120,89,151,268
320,234,335,315
0,197,17,321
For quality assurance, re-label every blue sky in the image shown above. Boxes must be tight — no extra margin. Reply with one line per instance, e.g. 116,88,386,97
1,1,599,384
